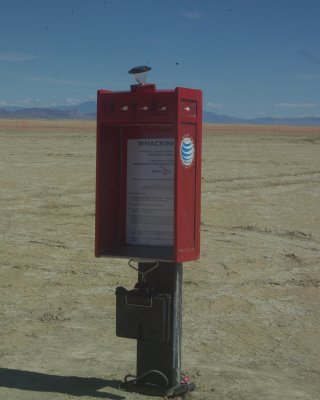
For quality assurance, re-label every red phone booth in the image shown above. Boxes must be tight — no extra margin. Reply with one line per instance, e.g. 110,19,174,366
95,67,202,397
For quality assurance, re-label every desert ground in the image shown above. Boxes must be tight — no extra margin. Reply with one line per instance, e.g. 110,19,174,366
1,120,320,400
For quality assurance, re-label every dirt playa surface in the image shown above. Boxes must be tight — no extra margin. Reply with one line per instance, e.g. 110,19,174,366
1,120,320,400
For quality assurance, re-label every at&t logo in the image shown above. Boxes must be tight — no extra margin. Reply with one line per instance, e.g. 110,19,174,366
180,136,195,167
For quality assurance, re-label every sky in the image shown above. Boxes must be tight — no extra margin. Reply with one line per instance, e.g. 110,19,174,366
0,0,320,118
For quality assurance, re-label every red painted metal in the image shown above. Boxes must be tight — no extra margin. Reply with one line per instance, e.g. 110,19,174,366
95,84,202,262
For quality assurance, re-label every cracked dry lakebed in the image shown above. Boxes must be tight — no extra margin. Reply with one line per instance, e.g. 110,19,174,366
1,120,320,400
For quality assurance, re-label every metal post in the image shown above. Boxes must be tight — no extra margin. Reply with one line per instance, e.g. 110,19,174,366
121,262,195,397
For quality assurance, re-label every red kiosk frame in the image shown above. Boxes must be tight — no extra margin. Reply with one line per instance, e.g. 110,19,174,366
95,84,202,263
95,73,202,397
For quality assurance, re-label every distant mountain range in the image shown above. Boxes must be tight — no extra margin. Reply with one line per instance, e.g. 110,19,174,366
203,110,320,126
0,101,96,120
0,101,319,126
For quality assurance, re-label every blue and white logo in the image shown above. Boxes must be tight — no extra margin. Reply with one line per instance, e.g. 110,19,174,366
180,136,195,167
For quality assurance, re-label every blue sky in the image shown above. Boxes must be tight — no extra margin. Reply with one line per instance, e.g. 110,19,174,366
0,0,319,118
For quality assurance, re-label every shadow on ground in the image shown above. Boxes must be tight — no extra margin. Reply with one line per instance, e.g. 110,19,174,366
0,368,125,399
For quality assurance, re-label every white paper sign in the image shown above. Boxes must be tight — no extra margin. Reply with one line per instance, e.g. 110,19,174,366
126,138,175,246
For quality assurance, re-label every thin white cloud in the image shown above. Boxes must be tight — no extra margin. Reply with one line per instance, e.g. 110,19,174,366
287,73,320,82
275,102,317,109
0,51,41,62
0,98,44,108
206,102,226,110
298,50,320,66
182,10,204,19
0,96,95,108
63,96,95,105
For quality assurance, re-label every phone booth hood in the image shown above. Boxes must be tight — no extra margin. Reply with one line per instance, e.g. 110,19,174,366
95,83,202,263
